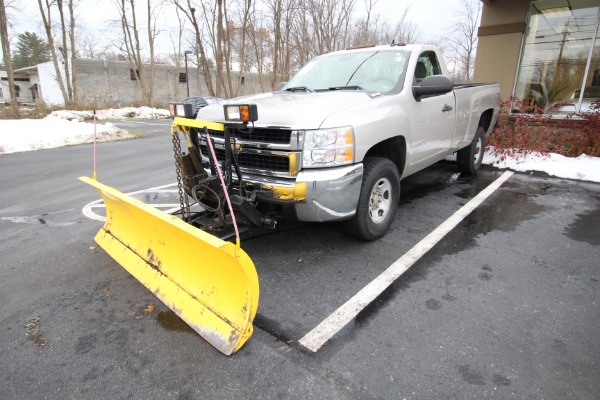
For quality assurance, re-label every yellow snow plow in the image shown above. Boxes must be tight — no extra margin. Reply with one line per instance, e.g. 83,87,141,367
80,107,273,355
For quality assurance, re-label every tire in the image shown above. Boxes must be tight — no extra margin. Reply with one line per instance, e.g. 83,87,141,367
457,126,485,175
343,157,400,241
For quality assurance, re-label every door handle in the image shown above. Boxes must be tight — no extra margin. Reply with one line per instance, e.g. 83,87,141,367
442,104,453,112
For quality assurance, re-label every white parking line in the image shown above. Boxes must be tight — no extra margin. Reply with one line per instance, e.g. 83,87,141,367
82,182,179,221
126,183,178,194
121,121,172,126
298,171,514,353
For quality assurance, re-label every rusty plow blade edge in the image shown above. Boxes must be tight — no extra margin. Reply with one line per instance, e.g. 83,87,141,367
80,176,259,355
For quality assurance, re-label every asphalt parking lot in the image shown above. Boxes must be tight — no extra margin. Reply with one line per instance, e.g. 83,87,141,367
1,119,598,399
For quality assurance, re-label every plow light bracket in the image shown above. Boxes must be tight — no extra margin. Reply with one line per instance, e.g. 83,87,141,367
169,102,194,119
224,104,258,122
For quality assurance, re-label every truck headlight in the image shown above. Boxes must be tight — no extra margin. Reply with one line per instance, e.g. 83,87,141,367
303,126,354,167
169,102,194,118
224,104,258,122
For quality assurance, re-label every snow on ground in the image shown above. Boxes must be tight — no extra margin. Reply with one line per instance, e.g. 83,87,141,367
483,150,600,183
0,118,134,155
0,107,170,155
48,106,170,122
1,107,599,184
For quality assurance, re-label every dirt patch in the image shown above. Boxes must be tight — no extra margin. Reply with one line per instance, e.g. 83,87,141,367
24,317,49,348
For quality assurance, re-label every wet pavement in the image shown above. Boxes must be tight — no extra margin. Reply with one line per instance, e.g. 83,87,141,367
0,120,598,399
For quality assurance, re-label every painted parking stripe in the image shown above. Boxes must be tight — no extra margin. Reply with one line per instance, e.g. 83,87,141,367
298,171,514,353
120,121,172,126
82,183,179,221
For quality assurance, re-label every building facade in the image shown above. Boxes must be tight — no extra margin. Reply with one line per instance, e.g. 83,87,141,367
474,0,600,114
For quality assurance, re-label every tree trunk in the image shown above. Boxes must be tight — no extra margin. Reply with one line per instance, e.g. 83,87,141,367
0,0,19,116
116,0,153,106
38,0,69,106
147,0,156,106
215,0,225,97
56,0,73,106
174,0,215,96
68,0,77,105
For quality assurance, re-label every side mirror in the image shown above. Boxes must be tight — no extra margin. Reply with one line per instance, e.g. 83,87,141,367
413,75,453,102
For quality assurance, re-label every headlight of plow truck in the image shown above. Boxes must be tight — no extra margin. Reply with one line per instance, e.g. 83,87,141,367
169,102,194,119
224,104,258,123
302,126,354,168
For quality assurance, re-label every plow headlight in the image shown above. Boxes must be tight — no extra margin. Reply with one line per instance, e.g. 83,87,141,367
169,102,194,118
224,104,258,122
303,126,354,168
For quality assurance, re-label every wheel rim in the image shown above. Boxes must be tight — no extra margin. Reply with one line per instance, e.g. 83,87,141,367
473,136,484,168
368,177,392,224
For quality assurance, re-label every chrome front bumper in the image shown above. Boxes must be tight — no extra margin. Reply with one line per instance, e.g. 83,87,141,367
244,163,364,222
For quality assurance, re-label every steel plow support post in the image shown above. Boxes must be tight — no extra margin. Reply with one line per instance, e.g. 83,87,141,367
79,119,259,356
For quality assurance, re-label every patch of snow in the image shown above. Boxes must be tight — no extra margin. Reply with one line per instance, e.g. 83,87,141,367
482,150,600,183
48,106,170,122
0,118,133,155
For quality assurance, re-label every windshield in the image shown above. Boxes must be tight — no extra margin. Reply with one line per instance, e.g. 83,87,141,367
283,50,409,93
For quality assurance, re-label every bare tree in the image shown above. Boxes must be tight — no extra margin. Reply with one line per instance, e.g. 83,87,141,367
196,0,252,98
76,33,111,58
68,0,78,102
289,2,311,70
352,0,379,45
167,5,186,99
214,0,225,97
441,0,481,82
265,0,296,89
114,0,158,106
247,8,271,91
227,0,252,97
0,0,19,115
53,0,76,105
351,5,419,46
386,9,420,44
35,0,79,106
172,0,216,96
308,0,356,55
147,0,161,105
38,0,73,106
197,0,227,97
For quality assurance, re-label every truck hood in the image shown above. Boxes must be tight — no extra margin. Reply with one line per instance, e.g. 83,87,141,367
195,91,379,130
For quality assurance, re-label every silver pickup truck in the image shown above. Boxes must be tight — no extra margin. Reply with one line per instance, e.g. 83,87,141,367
186,44,501,240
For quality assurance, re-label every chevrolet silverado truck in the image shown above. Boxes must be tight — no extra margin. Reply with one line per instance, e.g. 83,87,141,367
82,45,500,354
173,44,501,241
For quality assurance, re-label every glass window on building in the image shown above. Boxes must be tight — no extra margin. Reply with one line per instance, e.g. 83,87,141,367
513,0,600,115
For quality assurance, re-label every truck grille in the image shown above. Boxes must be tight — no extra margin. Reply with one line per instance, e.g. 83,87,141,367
207,127,292,144
200,145,291,173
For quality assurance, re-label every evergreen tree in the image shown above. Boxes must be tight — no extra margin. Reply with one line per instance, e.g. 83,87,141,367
12,32,50,69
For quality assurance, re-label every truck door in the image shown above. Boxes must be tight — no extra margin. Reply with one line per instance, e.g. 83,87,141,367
407,51,456,173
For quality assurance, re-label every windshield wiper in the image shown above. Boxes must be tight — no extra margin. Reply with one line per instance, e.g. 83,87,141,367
328,85,363,91
285,86,314,93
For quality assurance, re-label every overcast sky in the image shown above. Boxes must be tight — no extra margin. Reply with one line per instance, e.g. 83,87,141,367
6,0,473,59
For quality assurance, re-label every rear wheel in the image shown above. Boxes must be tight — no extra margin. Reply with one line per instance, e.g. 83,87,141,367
457,126,485,175
343,157,400,241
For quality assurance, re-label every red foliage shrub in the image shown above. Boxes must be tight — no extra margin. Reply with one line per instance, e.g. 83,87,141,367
487,98,600,162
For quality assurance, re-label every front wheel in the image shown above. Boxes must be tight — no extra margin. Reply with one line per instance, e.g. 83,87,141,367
457,126,486,175
343,157,400,241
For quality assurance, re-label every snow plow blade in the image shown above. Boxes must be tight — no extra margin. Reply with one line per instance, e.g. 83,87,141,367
79,176,259,355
